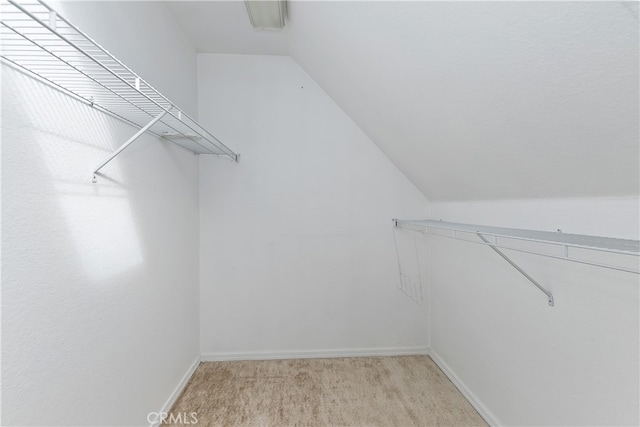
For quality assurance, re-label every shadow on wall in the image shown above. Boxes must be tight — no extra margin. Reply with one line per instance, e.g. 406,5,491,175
3,65,145,282
2,63,201,425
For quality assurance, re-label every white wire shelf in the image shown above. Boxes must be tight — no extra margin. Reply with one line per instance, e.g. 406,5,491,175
395,219,639,274
395,219,640,255
394,219,640,307
1,0,239,180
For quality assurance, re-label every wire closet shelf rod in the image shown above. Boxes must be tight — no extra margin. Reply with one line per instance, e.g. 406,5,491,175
0,0,239,181
393,219,640,306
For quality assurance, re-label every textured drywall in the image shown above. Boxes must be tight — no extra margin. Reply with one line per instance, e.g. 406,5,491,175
428,197,639,426
1,2,200,425
287,1,639,200
197,54,429,356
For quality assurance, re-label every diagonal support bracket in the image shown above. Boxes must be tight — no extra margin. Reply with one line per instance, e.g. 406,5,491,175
477,232,554,307
92,108,170,182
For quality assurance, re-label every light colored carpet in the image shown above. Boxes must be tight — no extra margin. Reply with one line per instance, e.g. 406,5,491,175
165,355,487,426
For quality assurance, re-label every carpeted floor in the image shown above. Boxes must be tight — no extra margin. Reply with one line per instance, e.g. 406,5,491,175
165,355,487,426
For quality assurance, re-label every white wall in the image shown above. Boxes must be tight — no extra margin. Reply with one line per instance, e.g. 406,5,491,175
428,197,639,426
286,2,639,424
197,54,429,358
1,2,200,425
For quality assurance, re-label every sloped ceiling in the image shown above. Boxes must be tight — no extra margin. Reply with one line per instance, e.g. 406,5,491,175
286,2,639,200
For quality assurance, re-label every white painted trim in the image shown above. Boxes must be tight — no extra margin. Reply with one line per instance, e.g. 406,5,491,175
151,356,201,427
428,349,501,427
201,346,430,362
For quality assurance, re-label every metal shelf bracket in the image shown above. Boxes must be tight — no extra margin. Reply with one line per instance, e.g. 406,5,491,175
393,218,640,307
92,109,170,183
1,0,240,183
476,232,554,306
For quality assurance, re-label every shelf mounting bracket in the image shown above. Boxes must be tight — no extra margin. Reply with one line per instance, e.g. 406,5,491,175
476,232,554,307
92,109,170,182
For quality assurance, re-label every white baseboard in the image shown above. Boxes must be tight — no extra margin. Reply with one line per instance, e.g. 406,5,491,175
201,346,430,362
428,349,501,427
151,356,201,427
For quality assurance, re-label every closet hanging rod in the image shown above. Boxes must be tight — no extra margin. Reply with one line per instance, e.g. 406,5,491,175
394,219,639,307
1,0,240,181
1,58,186,147
394,219,640,275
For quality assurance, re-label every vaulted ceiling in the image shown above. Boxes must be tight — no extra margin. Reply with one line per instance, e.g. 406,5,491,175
166,1,639,201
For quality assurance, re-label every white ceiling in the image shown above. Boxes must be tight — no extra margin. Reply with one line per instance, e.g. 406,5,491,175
287,1,639,200
165,1,288,55
165,1,639,201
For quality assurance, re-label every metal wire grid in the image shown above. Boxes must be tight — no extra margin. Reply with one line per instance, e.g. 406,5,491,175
395,219,640,274
396,219,640,254
0,0,238,159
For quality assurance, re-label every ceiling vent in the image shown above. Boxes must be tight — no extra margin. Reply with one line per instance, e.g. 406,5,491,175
244,0,286,30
